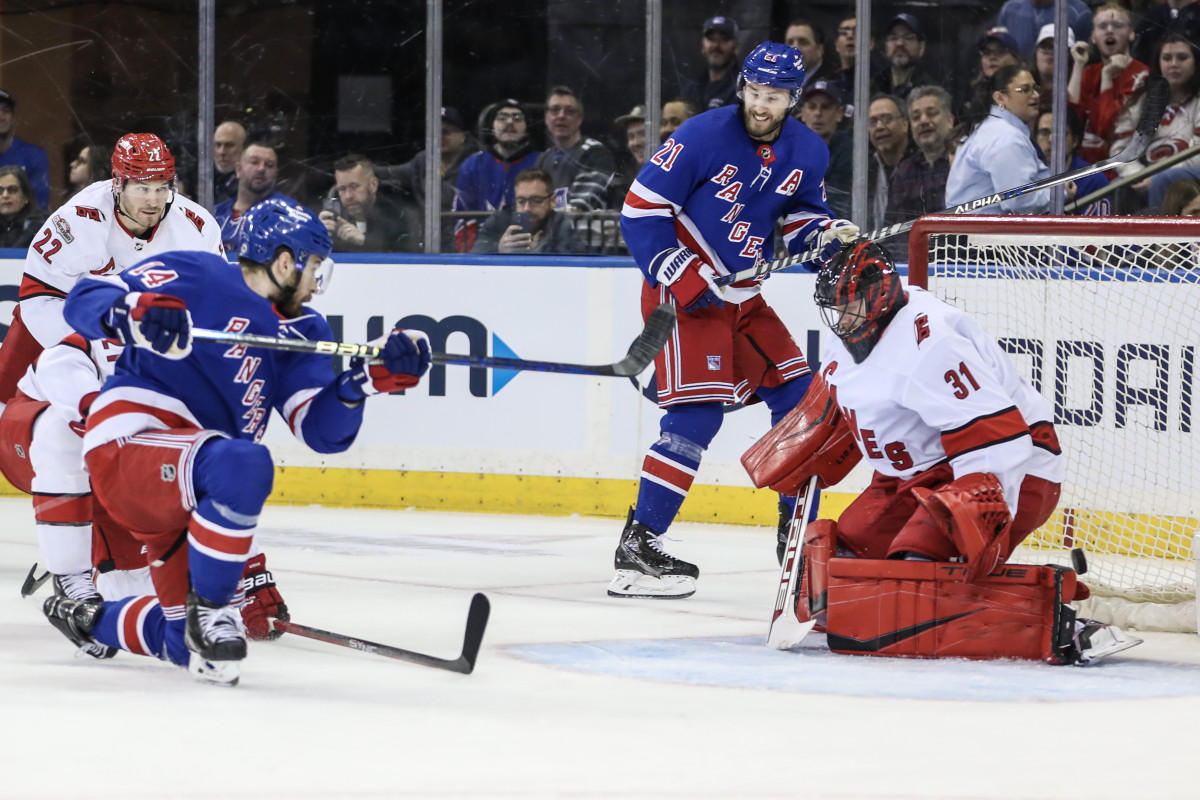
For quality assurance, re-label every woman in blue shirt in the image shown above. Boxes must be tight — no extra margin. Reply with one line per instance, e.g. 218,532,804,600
946,65,1052,214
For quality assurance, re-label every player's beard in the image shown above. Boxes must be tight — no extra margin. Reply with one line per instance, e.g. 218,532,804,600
273,269,305,318
741,103,787,143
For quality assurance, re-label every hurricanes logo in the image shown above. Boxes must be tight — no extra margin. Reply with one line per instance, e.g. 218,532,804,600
14,444,25,459
161,464,176,482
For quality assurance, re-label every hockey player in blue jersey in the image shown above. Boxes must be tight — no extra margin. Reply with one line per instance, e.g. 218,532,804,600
610,41,861,599
43,199,432,686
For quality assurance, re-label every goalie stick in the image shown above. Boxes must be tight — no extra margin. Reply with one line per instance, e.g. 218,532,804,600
718,75,1170,286
193,303,676,379
766,475,819,650
269,591,490,674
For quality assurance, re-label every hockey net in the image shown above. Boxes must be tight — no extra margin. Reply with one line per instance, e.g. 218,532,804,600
909,215,1198,632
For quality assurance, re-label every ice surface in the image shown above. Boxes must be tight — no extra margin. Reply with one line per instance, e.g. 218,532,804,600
3,498,1199,799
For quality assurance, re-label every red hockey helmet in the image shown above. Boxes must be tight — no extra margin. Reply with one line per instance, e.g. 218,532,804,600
111,133,176,183
814,239,906,363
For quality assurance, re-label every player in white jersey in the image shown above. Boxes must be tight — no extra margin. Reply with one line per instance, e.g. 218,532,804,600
0,134,220,608
0,133,222,406
751,239,1140,664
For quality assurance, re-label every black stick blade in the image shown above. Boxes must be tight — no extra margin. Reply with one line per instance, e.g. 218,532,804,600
610,303,677,377
458,592,491,674
1136,75,1170,138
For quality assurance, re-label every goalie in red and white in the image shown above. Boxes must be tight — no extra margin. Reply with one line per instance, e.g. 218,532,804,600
745,239,1142,665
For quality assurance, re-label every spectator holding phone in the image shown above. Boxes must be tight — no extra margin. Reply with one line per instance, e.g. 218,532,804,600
471,168,585,254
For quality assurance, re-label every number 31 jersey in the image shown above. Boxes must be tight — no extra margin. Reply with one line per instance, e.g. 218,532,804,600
819,287,1063,512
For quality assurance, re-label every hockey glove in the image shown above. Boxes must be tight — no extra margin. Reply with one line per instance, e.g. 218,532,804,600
651,246,725,312
336,328,432,402
103,292,192,359
239,553,288,641
814,219,861,266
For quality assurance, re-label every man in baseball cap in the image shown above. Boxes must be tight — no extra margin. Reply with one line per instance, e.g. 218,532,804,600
0,89,49,209
871,12,937,101
679,14,741,110
797,80,850,217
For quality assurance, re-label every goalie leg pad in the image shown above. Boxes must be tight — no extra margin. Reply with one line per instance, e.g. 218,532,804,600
823,559,1081,663
799,519,837,625
741,371,862,495
0,393,49,495
909,472,1012,582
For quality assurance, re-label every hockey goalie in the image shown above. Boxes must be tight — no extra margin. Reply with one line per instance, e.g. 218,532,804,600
743,239,1143,665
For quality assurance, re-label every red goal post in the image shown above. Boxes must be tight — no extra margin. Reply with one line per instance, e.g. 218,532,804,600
908,215,1199,633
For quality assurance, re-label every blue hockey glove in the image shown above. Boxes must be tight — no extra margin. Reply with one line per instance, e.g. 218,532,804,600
337,328,432,402
651,246,725,312
103,292,192,359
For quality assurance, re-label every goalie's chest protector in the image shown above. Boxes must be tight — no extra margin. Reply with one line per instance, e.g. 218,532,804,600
819,288,1022,479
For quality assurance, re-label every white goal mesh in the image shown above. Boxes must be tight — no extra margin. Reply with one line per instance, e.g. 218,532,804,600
909,215,1199,631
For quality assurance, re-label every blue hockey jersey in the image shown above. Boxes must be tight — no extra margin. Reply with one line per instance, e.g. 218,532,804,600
621,105,835,302
63,249,363,456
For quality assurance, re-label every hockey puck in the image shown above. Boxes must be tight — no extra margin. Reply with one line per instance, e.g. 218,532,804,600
1070,547,1088,575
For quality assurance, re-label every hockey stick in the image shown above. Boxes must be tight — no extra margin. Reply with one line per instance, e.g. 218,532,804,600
718,75,1170,286
1064,138,1200,212
766,475,819,650
19,563,51,598
192,303,676,379
269,591,490,674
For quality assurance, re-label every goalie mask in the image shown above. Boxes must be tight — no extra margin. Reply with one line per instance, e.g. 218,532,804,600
814,239,906,363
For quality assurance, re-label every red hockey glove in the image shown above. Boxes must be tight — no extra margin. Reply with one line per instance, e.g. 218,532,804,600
103,291,193,359
240,553,288,640
337,328,432,401
652,246,725,312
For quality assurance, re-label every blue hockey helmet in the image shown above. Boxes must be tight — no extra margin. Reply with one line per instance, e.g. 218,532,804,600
738,41,806,106
237,198,334,293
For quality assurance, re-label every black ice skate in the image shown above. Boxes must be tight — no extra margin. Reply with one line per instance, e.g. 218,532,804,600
1071,619,1144,665
53,570,101,602
608,507,699,599
43,595,117,660
184,591,247,687
776,500,793,566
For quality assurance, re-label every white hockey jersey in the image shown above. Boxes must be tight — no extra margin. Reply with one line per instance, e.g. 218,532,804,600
20,180,223,349
1111,92,1200,178
819,287,1064,514
15,333,123,427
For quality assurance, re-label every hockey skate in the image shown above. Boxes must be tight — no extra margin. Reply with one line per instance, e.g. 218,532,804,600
1071,619,1144,665
776,500,791,566
43,595,117,660
52,570,101,602
608,508,699,599
184,591,247,687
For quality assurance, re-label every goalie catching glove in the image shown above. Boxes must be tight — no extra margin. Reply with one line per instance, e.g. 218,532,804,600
239,553,288,641
651,246,725,312
336,327,432,402
103,291,192,359
912,472,1012,582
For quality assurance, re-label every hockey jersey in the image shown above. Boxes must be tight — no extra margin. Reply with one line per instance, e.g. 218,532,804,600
621,105,835,304
819,287,1064,515
15,333,122,427
21,180,223,350
63,250,363,458
1111,92,1200,178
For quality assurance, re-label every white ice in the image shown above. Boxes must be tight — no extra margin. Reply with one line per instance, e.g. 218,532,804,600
3,497,1199,800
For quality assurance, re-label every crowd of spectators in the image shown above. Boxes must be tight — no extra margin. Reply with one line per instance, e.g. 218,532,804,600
6,2,1200,259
